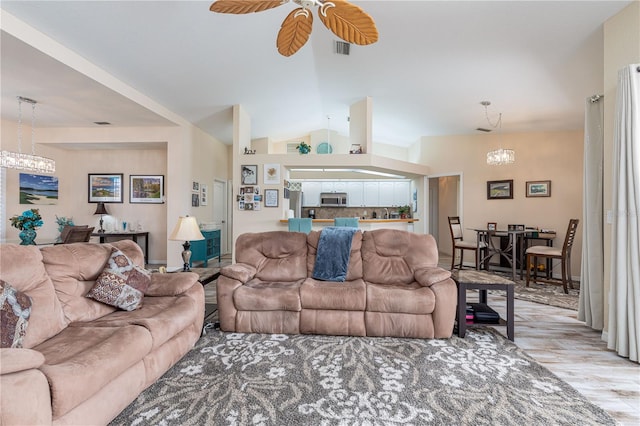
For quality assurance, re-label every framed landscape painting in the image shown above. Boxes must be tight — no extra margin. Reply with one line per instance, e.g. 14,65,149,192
130,175,164,203
89,173,123,203
526,180,551,197
487,179,513,200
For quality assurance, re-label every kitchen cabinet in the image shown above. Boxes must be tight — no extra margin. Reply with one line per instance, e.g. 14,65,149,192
379,181,410,207
302,182,321,207
346,181,364,206
363,181,379,206
378,182,395,206
321,181,347,193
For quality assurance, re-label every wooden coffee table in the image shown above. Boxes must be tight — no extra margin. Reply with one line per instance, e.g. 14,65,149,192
452,270,515,341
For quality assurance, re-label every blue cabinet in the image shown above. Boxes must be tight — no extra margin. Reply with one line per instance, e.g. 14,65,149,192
190,229,221,267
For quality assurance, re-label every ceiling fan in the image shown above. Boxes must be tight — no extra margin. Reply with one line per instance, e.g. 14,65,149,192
209,0,378,57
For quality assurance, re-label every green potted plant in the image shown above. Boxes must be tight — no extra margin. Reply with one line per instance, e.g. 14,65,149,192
296,141,312,155
397,205,411,219
10,208,43,245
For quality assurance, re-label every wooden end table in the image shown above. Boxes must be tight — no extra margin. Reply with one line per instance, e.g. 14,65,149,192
453,270,515,341
189,267,221,321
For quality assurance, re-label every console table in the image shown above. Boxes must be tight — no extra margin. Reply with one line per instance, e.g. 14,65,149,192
92,231,149,264
190,229,221,267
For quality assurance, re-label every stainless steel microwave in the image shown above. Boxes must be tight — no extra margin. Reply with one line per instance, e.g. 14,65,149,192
320,193,348,207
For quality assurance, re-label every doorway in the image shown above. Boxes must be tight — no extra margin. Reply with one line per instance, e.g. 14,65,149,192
427,173,462,259
213,179,228,255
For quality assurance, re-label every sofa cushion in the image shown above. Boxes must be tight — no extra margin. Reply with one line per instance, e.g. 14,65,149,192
86,248,151,311
235,231,308,282
0,244,67,349
307,230,363,280
300,278,366,311
361,229,440,285
367,282,436,315
234,278,303,311
0,280,32,348
34,324,153,419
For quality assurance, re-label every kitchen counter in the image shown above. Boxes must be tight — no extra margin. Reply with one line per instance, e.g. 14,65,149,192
280,218,418,232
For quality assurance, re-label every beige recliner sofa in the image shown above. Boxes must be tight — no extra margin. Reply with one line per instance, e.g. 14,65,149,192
218,229,456,339
0,240,204,425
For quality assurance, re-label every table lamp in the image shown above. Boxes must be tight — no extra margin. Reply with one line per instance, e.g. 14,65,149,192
169,215,204,271
93,202,109,233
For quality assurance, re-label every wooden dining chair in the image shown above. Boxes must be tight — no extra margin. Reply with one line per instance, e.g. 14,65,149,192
57,225,95,244
448,216,487,270
525,219,579,293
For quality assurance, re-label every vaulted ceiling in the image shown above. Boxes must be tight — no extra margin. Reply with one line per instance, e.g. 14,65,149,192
0,1,632,147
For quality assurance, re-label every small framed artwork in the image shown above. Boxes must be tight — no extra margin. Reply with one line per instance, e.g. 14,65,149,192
130,175,164,204
241,165,258,185
487,179,513,200
200,184,208,206
487,222,497,231
526,180,551,197
192,193,200,207
192,181,199,192
264,163,280,185
88,173,123,203
265,189,279,207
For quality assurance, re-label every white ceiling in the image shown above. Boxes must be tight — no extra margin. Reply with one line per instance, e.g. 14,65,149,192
0,0,632,147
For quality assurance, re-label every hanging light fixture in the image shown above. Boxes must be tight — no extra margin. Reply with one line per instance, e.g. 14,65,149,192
0,96,56,174
481,101,515,166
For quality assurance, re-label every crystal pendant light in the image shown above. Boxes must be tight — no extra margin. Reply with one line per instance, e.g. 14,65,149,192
481,101,515,166
0,96,56,174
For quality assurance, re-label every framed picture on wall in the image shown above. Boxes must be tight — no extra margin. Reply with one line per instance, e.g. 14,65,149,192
200,184,208,206
526,180,551,197
487,179,513,200
88,173,123,203
241,165,258,185
265,189,278,207
192,193,200,207
130,175,164,204
264,163,280,185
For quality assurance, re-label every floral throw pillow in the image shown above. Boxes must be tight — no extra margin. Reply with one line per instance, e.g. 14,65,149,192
0,279,33,348
87,248,151,311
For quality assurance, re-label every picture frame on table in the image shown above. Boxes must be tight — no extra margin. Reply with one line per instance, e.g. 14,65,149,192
487,222,497,231
130,175,164,204
241,165,258,185
88,173,123,203
526,180,551,197
487,179,513,200
265,189,279,207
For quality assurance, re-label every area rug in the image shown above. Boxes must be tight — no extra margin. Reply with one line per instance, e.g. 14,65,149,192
110,329,614,425
491,272,580,311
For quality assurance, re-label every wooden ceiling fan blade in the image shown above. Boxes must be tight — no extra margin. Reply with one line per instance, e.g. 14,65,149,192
210,0,287,14
318,0,378,45
277,8,313,57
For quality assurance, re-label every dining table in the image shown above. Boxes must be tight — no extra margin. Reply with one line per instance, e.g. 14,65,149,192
469,228,528,281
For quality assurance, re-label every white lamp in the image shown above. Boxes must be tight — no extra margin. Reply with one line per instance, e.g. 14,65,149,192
169,216,204,271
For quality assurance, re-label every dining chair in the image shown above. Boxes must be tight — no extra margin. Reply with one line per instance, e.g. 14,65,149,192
334,217,359,228
448,216,487,270
57,225,95,244
287,218,312,234
525,219,579,293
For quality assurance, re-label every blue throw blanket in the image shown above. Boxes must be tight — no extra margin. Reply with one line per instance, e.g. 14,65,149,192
312,227,357,282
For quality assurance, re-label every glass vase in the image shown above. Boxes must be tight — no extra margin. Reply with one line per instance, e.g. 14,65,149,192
19,229,37,245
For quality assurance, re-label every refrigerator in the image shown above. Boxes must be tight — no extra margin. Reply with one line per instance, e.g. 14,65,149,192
289,190,303,218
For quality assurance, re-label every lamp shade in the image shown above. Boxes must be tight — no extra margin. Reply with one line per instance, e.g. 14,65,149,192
93,202,109,215
169,216,204,241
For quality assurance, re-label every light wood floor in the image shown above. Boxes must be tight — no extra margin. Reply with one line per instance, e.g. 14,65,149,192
439,254,639,425
205,254,639,424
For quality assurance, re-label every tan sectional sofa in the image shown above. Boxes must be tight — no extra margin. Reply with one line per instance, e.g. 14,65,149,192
218,229,457,339
0,240,204,425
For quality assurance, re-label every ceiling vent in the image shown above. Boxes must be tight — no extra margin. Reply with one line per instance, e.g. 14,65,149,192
334,40,350,55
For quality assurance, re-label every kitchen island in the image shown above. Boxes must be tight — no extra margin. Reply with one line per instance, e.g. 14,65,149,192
279,218,419,232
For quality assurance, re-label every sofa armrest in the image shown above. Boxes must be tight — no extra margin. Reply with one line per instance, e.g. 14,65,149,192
221,263,256,283
146,272,199,296
1,348,45,374
414,267,452,287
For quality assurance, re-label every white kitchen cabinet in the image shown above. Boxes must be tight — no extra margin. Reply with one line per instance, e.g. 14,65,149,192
301,182,322,207
393,181,411,206
321,181,335,193
346,181,364,206
363,181,379,206
333,181,348,192
378,181,395,206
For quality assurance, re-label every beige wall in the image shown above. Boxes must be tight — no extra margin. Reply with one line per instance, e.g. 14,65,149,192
603,1,640,330
418,130,584,277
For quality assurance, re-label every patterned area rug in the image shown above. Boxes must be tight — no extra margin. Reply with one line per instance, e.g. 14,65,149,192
491,271,580,311
111,329,613,425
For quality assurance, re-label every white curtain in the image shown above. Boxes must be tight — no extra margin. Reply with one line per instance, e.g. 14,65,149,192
579,96,605,329
608,64,640,363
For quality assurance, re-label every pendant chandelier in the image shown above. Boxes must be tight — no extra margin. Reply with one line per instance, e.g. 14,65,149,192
481,101,515,166
0,96,56,174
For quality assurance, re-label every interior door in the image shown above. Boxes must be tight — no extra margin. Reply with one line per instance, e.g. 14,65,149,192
213,179,228,255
